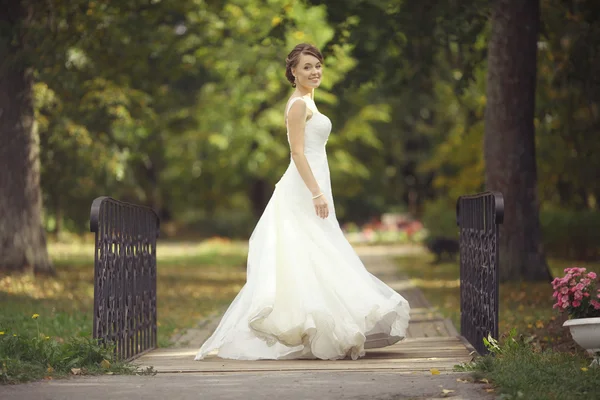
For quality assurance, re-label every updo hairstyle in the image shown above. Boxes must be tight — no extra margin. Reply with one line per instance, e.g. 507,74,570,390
285,43,324,88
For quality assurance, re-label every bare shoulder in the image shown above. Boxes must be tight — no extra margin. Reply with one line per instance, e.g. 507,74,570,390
287,97,314,123
287,97,307,120
287,97,307,111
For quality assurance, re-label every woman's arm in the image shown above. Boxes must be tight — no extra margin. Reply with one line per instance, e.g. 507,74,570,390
287,100,329,219
288,100,320,195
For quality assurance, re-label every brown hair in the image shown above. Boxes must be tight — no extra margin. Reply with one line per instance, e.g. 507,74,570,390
285,43,324,87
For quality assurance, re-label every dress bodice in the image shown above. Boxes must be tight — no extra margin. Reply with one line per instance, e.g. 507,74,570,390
286,97,332,156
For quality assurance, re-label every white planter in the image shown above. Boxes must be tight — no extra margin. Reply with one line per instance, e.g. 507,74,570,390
563,317,600,366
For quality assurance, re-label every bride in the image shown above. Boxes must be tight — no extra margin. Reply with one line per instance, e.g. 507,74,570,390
195,43,410,361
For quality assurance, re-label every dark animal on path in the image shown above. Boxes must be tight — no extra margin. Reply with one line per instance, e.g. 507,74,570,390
425,237,459,264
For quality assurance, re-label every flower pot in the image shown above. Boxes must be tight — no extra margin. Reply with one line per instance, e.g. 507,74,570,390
563,317,600,366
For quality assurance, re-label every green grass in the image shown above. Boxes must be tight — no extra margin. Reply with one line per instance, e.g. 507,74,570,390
460,331,600,400
0,238,248,383
395,251,599,336
0,333,142,384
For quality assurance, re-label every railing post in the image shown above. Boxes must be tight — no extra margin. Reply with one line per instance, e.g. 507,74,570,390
90,196,160,361
456,191,504,355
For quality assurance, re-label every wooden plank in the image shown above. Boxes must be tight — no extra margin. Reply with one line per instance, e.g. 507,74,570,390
135,336,473,373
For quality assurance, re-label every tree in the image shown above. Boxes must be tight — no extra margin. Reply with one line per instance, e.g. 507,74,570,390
484,0,552,282
0,1,52,273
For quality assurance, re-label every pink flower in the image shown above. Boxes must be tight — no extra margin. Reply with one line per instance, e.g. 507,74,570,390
581,278,591,286
552,267,600,316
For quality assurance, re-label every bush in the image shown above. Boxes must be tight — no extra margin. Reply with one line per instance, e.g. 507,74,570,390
540,209,600,261
180,209,257,239
421,203,600,260
421,199,459,239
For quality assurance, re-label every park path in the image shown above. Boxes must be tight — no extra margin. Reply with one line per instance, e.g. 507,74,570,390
135,245,475,373
1,245,495,400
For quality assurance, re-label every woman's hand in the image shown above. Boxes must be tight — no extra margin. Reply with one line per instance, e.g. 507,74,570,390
312,193,329,219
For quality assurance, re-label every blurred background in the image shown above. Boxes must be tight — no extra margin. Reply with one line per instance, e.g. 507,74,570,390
1,0,598,259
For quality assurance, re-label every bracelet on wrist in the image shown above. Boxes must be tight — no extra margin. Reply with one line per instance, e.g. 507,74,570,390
312,193,324,200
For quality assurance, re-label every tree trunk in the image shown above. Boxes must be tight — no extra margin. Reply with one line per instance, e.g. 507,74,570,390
484,0,551,282
0,2,53,274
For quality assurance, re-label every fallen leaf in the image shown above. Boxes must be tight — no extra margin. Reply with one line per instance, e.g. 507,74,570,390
71,368,82,375
442,389,455,397
456,378,469,383
485,388,495,393
100,359,111,369
430,368,440,375
105,371,114,375
478,378,490,384
535,320,544,329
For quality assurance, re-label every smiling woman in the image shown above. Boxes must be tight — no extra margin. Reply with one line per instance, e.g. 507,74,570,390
193,43,411,362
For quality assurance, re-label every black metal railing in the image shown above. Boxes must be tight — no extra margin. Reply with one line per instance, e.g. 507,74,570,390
90,196,160,360
456,191,504,355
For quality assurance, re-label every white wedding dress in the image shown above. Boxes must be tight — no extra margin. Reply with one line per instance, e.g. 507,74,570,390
195,96,410,361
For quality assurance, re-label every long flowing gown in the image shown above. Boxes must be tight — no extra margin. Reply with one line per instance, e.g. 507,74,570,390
195,96,410,361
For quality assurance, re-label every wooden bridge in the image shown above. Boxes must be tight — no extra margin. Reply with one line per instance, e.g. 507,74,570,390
135,246,475,374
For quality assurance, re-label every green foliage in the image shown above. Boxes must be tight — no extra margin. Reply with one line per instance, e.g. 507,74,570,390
6,0,598,235
182,210,257,239
420,203,600,261
540,209,600,261
536,0,600,210
420,199,459,239
0,315,136,384
467,330,600,400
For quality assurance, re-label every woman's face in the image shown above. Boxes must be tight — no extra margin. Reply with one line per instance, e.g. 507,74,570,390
293,53,322,89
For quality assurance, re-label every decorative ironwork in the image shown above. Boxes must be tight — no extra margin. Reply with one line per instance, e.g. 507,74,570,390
456,191,504,355
90,196,160,360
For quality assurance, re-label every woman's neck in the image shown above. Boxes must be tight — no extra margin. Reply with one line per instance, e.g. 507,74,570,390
296,85,314,99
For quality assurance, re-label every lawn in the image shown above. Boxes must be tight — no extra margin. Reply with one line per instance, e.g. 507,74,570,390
0,238,248,349
395,250,600,351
